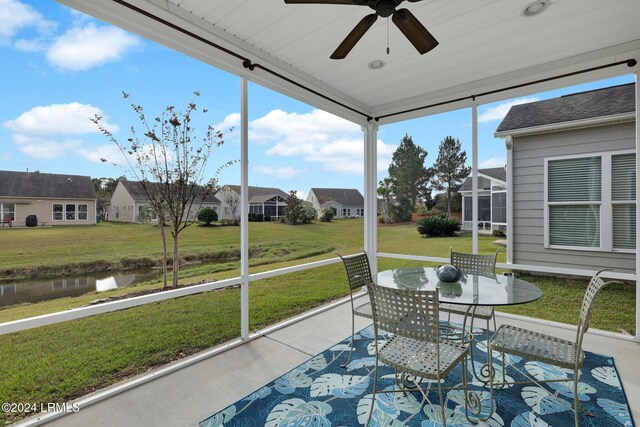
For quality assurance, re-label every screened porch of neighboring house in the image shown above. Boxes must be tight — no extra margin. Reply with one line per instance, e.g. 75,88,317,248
2,0,640,426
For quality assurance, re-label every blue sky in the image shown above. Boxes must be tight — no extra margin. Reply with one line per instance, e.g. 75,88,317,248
0,0,634,199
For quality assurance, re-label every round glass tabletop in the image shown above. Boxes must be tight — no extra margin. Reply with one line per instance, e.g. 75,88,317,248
377,267,543,307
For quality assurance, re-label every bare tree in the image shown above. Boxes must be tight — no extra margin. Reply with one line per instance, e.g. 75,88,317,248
92,91,234,289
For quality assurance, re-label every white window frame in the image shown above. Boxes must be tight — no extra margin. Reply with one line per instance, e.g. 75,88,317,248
491,190,507,227
356,208,364,217
52,203,90,221
342,208,350,217
544,149,636,253
52,203,64,221
0,203,16,221
78,204,88,220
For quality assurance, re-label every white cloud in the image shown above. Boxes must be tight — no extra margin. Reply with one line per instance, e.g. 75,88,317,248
295,189,307,200
250,109,394,175
0,0,56,41
211,109,394,175
254,165,301,180
46,23,139,71
215,113,241,132
13,37,44,52
13,135,81,160
4,102,119,136
479,156,506,168
478,97,539,123
4,103,120,163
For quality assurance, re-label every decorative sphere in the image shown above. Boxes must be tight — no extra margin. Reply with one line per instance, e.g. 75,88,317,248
436,264,461,283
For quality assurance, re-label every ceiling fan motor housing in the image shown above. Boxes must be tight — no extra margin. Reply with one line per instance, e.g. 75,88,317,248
371,0,404,17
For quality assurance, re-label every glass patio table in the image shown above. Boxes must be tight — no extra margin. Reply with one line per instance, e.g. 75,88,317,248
377,267,543,307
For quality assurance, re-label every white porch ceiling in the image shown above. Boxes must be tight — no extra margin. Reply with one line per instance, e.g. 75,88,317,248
58,0,640,124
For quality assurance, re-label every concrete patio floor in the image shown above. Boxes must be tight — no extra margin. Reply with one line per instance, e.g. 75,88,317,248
32,296,639,427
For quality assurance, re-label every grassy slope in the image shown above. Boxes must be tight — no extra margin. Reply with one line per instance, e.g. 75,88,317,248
0,220,635,423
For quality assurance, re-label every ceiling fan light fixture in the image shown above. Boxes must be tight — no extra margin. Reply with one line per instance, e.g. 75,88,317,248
368,59,385,70
522,0,551,17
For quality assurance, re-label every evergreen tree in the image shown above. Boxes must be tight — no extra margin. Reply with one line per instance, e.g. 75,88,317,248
430,136,471,215
387,134,430,221
284,190,309,223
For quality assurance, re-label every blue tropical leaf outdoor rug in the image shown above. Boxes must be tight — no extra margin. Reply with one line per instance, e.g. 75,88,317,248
200,325,634,426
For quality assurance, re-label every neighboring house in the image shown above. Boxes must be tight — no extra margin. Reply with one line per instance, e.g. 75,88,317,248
108,180,220,223
215,185,289,221
0,170,96,226
307,188,364,219
495,83,636,273
459,167,507,233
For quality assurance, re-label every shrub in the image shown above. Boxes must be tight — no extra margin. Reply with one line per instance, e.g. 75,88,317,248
25,215,38,227
492,228,506,238
197,207,218,225
416,215,461,237
255,213,264,222
322,208,334,222
414,203,428,216
303,204,316,223
264,215,271,222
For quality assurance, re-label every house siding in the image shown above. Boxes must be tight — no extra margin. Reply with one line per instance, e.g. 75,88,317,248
108,182,136,223
511,122,636,273
1,197,96,226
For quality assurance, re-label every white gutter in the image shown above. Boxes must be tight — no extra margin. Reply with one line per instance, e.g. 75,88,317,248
494,112,635,138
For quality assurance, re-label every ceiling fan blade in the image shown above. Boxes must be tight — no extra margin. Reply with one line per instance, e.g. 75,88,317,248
330,13,378,60
284,0,361,4
392,8,438,55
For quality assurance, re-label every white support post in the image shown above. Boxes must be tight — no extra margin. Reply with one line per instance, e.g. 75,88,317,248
472,104,479,254
240,76,250,340
635,72,639,342
363,122,379,280
506,135,514,264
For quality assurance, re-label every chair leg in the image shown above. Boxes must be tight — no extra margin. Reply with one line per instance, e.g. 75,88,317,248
365,356,380,427
573,371,580,427
342,311,356,368
438,380,447,427
492,311,497,333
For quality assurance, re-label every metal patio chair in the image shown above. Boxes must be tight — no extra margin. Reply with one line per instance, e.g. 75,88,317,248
365,280,470,426
488,270,618,426
338,252,373,368
439,248,499,334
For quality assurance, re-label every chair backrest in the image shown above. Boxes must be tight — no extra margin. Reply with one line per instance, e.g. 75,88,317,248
338,252,373,291
575,270,616,356
367,280,440,343
450,248,498,276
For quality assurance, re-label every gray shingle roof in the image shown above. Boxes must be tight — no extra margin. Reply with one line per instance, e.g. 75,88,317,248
221,185,289,203
121,180,220,203
496,83,635,133
0,170,96,199
459,167,506,192
311,188,364,206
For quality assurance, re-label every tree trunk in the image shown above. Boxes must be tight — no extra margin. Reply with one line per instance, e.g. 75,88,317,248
158,220,168,290
172,229,180,288
447,187,451,216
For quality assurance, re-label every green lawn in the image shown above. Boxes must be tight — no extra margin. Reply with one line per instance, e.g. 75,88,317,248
0,220,636,424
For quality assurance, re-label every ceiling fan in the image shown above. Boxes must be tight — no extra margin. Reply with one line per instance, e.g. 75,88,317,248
283,0,438,60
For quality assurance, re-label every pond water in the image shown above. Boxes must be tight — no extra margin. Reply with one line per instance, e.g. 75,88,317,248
0,269,163,307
